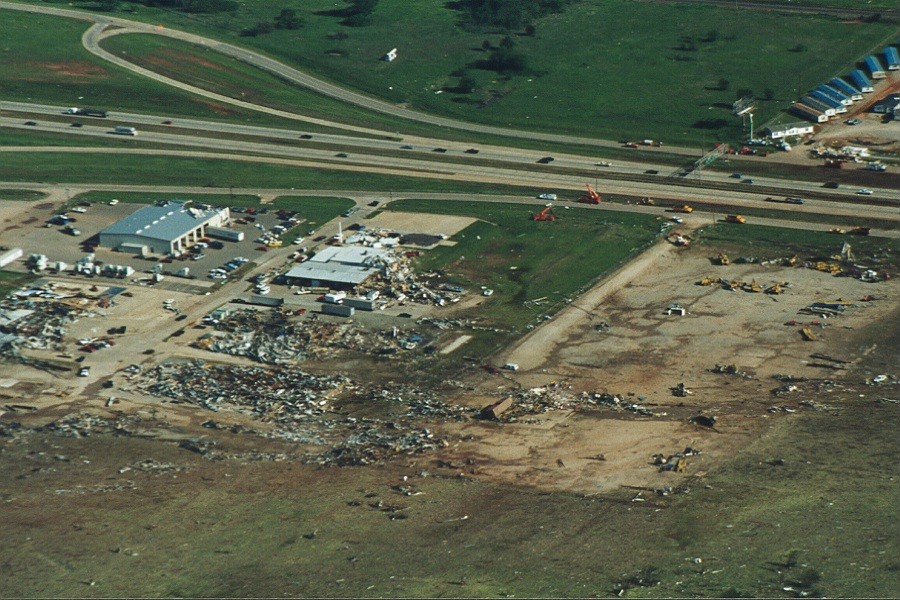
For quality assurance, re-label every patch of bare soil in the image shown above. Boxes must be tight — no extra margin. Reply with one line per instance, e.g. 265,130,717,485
443,243,899,494
21,61,108,82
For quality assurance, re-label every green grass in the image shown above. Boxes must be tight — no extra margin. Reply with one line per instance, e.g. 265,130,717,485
70,190,262,208
0,151,552,195
0,10,316,130
696,222,900,265
272,196,355,237
2,395,896,597
0,270,36,298
4,2,894,147
387,199,661,340
0,189,45,201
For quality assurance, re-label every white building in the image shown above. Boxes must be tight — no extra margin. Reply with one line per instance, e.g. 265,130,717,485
99,200,230,255
764,122,816,140
284,245,394,291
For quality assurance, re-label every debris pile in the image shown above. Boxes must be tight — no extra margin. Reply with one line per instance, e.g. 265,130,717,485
139,360,348,423
708,364,753,379
195,308,427,363
0,288,97,354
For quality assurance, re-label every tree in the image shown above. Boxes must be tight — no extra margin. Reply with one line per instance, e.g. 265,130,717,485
274,8,304,30
482,39,492,51
457,74,477,94
500,36,515,49
524,23,536,36
736,88,754,99
702,29,718,43
762,88,774,100
718,78,730,91
96,0,119,11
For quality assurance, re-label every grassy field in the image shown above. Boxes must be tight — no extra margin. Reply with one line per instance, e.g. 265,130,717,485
0,10,312,130
1,379,896,597
0,151,552,195
0,270,36,298
386,199,661,344
8,0,895,146
70,190,262,208
696,222,900,267
0,189,45,202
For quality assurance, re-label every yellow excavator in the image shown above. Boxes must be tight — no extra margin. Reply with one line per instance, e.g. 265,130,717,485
716,253,730,266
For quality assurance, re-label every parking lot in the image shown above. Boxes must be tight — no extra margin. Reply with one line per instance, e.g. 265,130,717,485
0,199,308,290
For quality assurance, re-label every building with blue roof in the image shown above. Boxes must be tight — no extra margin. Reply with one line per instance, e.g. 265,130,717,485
864,55,886,79
885,46,899,71
809,91,846,113
800,96,836,117
816,84,852,106
850,69,874,93
100,200,231,255
829,77,862,101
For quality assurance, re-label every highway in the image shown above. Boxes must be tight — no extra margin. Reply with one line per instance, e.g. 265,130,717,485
3,111,900,220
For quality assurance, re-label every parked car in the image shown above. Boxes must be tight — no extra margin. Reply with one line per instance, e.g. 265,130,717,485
78,367,90,377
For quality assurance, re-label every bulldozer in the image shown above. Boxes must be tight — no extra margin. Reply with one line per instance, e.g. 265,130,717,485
531,206,557,221
766,282,785,295
577,184,602,204
801,327,818,341
721,279,741,291
697,276,717,286
716,253,730,266
782,255,798,267
742,280,762,293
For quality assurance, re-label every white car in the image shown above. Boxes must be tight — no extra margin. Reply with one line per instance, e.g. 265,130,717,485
78,367,90,377
538,193,557,201
482,289,494,297
670,216,684,224
70,206,87,213
857,188,873,195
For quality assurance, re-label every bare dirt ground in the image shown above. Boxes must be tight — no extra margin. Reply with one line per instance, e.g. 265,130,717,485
444,241,899,495
365,211,476,237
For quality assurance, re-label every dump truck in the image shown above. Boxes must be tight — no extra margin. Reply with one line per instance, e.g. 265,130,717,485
674,204,694,213
725,215,746,224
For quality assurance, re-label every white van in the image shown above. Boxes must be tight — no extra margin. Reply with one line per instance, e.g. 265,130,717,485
114,126,137,136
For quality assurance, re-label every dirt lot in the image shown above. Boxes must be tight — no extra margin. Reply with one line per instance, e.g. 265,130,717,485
446,241,899,494
365,210,476,237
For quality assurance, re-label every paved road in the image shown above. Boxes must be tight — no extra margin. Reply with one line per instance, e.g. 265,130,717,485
3,144,900,224
0,0,736,154
2,180,898,238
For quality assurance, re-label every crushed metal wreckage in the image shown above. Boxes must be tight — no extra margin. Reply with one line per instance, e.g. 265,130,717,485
194,308,428,363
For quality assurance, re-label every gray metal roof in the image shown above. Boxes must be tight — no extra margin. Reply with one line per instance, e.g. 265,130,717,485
100,201,222,242
285,262,377,285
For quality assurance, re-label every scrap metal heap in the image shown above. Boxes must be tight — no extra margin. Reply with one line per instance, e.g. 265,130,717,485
194,308,429,364
0,285,100,355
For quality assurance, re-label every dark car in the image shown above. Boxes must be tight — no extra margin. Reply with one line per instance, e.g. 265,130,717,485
162,120,173,125
433,148,447,153
300,134,313,139
537,156,554,164
70,122,83,128
465,148,479,154
824,181,839,189
368,200,379,207
24,121,37,126
335,152,348,158
644,169,659,175
400,144,413,150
